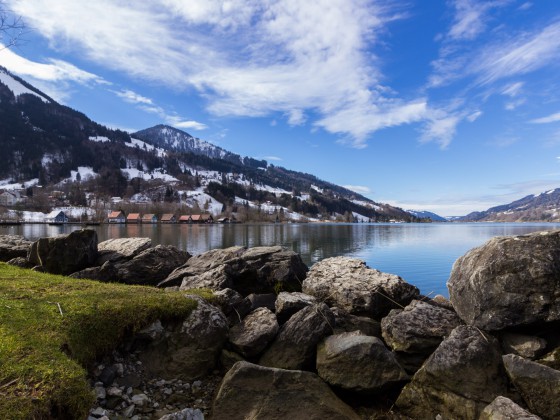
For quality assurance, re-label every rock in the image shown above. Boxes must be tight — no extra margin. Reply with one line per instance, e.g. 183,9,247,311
538,347,560,370
247,293,276,311
0,234,32,261
115,245,190,285
500,333,547,359
69,261,118,282
330,307,381,337
158,408,204,420
220,349,245,372
259,303,334,370
162,246,308,295
121,404,135,418
130,393,149,407
212,361,360,420
480,396,542,420
447,230,560,331
396,325,509,419
275,292,317,324
27,229,98,275
382,300,462,353
302,257,419,319
139,295,228,380
316,331,408,393
502,354,560,420
98,365,118,387
229,308,279,358
97,237,152,264
6,256,33,268
212,288,252,326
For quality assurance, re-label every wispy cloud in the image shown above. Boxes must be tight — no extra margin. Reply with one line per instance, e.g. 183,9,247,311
113,89,153,105
343,185,372,194
5,0,427,147
530,112,560,124
263,156,282,161
447,0,508,41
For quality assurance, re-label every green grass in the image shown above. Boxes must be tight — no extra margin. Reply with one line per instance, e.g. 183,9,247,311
0,263,201,419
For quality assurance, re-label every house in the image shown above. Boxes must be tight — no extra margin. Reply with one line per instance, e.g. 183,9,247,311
0,191,18,206
160,213,177,224
178,215,191,224
217,217,229,224
127,213,141,224
107,210,126,224
46,210,69,224
190,214,214,224
142,213,158,224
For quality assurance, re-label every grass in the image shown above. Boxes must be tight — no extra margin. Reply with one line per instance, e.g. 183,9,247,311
0,263,202,419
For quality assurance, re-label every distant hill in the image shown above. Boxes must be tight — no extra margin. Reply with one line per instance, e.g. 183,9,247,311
460,188,560,222
406,210,447,222
0,67,420,223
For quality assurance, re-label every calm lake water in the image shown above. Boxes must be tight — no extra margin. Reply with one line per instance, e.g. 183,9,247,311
5,222,560,297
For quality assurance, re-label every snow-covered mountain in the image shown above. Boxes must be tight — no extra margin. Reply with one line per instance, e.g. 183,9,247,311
460,188,560,222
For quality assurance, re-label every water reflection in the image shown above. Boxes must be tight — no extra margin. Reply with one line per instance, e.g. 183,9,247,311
4,222,560,297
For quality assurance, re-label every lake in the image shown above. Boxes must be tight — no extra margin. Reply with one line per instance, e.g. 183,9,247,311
4,222,560,297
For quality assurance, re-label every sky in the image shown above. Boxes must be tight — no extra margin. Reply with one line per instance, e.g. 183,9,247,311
2,0,560,216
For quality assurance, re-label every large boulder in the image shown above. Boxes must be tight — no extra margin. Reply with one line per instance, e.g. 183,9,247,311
27,229,98,275
138,295,228,380
259,303,335,370
330,306,381,337
503,354,560,420
447,230,560,331
396,325,509,419
0,235,32,261
382,300,462,353
167,246,308,295
212,361,360,420
213,288,252,326
114,245,190,285
316,331,408,394
96,237,152,264
302,257,419,319
500,333,547,360
229,308,279,358
480,396,541,420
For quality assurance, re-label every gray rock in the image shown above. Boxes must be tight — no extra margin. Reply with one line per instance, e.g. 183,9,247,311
538,347,560,370
480,396,542,420
130,393,149,407
259,303,334,370
162,246,308,295
330,306,381,337
115,245,190,285
27,229,98,275
0,234,32,261
212,361,360,420
503,354,560,420
275,292,317,324
220,349,245,372
139,295,228,380
229,307,279,358
500,333,547,360
6,256,33,268
448,230,560,331
212,288,252,326
302,257,419,319
396,325,509,419
69,260,118,282
97,237,152,264
247,293,276,311
158,408,204,420
381,299,462,371
316,331,408,393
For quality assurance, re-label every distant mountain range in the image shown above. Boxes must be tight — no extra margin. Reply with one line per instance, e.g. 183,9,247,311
406,210,447,222
460,188,560,222
0,67,419,222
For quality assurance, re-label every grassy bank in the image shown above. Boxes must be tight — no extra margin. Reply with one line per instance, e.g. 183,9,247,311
0,263,200,419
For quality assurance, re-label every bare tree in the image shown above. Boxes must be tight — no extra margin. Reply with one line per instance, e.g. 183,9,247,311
0,2,25,50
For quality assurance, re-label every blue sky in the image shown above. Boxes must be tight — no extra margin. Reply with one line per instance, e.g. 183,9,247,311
2,0,560,216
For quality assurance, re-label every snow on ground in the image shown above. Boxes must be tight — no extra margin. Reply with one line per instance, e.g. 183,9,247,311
352,212,370,222
233,196,317,221
0,71,50,103
311,185,324,194
8,206,94,222
351,199,381,211
89,136,111,143
181,188,224,214
66,167,96,182
0,178,39,190
8,210,45,222
121,168,178,182
126,138,167,157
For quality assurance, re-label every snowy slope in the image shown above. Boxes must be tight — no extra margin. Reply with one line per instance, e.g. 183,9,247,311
0,70,50,103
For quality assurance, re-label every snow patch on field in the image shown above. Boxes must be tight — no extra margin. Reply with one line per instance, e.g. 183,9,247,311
0,178,39,190
89,136,111,143
121,168,178,182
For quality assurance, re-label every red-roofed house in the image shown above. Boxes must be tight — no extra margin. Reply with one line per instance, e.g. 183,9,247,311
107,210,126,224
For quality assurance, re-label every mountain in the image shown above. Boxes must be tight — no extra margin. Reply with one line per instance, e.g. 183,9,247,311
0,67,419,222
460,188,560,222
406,210,447,222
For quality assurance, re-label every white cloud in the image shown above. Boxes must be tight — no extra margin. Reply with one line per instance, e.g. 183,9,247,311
420,111,461,149
6,0,425,146
343,185,371,194
466,110,482,122
263,156,282,161
170,119,208,130
113,89,153,105
530,112,560,124
447,0,507,41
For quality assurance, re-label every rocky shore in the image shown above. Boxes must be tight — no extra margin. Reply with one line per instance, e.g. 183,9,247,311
1,229,560,419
